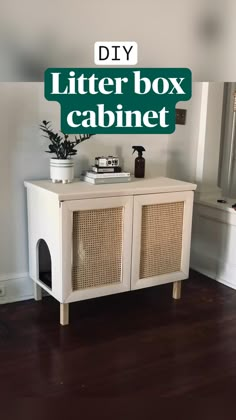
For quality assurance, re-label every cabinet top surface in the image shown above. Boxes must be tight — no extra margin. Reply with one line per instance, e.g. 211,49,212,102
24,177,197,201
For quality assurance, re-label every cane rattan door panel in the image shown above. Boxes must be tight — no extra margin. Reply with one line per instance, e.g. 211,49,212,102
72,207,123,291
140,201,184,279
131,191,194,290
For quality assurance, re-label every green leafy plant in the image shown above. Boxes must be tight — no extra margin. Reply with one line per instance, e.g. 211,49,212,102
40,120,94,159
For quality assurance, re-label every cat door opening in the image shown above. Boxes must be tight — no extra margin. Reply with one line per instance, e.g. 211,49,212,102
37,239,52,289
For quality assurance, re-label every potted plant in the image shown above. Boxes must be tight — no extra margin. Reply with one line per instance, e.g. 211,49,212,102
40,120,94,183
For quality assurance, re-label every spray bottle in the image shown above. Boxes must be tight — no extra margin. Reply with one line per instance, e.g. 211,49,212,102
132,146,146,178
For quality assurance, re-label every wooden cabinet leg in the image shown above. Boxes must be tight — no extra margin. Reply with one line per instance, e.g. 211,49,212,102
60,303,69,326
34,283,42,301
172,281,182,300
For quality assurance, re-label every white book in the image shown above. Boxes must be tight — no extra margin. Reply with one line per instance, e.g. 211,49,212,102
83,170,131,179
81,175,131,185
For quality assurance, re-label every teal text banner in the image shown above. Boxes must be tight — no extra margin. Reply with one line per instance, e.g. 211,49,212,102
45,68,192,134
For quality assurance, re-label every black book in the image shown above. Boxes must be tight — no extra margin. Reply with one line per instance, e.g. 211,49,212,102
92,166,122,173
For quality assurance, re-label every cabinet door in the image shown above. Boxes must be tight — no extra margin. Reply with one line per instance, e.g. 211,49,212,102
61,196,133,303
131,191,194,290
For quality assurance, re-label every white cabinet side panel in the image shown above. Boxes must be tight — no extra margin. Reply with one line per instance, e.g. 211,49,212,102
26,187,62,301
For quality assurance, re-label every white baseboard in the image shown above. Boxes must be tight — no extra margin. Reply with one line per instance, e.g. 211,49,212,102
190,262,215,282
213,276,236,290
0,272,29,282
0,273,34,304
190,251,236,290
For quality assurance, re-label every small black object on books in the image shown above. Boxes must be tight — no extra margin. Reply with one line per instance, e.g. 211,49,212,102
81,155,131,185
92,165,122,173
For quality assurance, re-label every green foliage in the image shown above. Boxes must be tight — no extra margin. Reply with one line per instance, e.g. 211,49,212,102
40,120,94,159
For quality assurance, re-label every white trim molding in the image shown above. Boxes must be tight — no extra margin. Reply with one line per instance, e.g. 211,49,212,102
191,252,236,291
0,272,29,282
191,198,236,290
0,272,34,304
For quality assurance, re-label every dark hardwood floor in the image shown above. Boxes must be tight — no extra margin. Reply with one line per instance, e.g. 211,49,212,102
1,270,236,412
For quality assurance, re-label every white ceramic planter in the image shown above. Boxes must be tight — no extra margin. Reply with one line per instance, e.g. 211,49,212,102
50,159,74,184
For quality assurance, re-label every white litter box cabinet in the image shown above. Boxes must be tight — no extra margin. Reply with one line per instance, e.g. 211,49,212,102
24,177,196,325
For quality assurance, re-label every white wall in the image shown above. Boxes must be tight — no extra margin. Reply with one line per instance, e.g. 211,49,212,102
1,0,227,82
0,83,168,302
166,83,204,182
166,82,224,188
200,83,224,188
0,81,222,303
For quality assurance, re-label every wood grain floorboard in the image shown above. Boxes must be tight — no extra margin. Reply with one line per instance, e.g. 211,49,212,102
1,270,236,416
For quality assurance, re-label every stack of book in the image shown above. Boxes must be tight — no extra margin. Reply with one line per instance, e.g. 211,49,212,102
81,166,131,185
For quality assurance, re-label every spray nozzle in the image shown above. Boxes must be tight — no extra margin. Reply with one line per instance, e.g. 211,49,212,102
132,146,146,156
